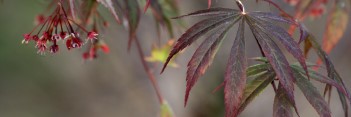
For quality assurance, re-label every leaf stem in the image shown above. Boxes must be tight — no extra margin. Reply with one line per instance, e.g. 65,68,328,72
236,0,245,14
135,36,164,104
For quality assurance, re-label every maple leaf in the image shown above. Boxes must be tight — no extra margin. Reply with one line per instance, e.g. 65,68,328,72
161,6,310,117
241,57,350,117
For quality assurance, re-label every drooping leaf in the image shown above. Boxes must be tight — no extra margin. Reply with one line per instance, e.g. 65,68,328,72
249,14,309,79
185,17,241,106
161,9,240,73
238,72,275,114
305,33,351,117
322,0,349,54
125,0,141,50
291,64,348,96
96,0,121,24
273,84,294,117
294,71,331,117
246,16,296,108
224,19,246,117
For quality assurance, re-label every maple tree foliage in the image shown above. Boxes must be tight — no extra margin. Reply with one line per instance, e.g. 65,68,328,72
19,0,351,117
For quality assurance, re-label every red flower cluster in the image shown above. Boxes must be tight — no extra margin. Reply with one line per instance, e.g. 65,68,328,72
22,2,98,55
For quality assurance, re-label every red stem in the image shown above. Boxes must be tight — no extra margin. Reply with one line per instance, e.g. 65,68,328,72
135,36,164,104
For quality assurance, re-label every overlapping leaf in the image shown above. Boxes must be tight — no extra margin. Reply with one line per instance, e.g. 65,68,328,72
161,7,311,117
304,33,351,117
246,15,297,108
185,21,236,106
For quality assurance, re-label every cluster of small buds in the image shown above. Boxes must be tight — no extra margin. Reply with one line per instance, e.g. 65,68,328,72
22,2,99,55
285,0,328,18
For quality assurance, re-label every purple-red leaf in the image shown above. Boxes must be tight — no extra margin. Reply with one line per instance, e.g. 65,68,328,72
185,22,234,106
224,19,246,117
291,64,348,97
248,12,297,25
306,34,351,117
273,84,294,117
172,8,239,19
294,72,331,117
161,13,240,73
249,15,309,80
247,18,296,107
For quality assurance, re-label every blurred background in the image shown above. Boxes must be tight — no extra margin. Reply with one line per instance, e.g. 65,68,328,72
0,0,351,117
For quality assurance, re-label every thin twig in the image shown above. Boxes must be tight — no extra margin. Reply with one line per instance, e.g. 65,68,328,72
135,36,164,104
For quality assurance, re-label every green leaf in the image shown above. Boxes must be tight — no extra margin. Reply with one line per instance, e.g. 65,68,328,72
239,72,275,114
246,63,270,77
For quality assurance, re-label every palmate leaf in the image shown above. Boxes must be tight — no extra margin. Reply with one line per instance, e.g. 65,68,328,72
161,7,311,117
